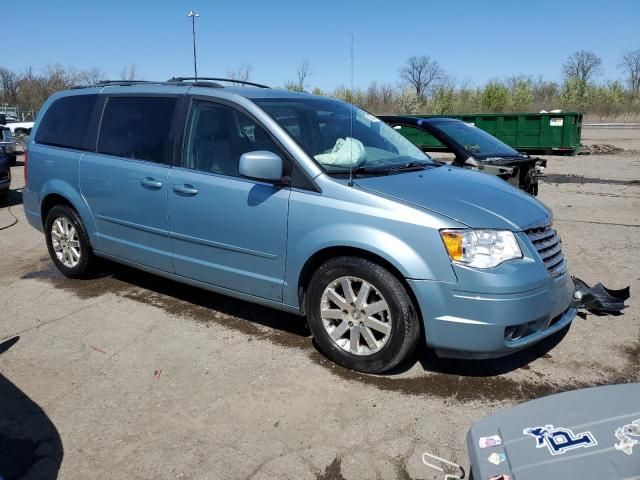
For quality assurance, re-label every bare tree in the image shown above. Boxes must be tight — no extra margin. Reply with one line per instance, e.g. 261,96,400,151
296,59,312,91
399,55,444,99
283,81,300,92
227,64,252,83
81,67,105,85
119,64,138,81
0,68,20,104
562,50,602,83
619,49,640,93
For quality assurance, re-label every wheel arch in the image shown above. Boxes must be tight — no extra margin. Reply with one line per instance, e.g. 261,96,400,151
41,193,75,224
39,183,99,245
297,246,424,329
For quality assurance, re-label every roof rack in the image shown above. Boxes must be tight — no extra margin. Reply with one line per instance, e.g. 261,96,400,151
167,77,270,89
97,80,165,86
69,77,270,91
70,80,170,89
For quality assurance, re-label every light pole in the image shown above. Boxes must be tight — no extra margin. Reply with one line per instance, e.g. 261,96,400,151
188,10,200,80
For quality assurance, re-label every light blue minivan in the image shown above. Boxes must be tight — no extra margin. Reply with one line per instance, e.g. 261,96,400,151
23,78,577,372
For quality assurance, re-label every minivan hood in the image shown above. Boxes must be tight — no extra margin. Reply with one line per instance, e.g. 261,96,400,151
354,166,550,230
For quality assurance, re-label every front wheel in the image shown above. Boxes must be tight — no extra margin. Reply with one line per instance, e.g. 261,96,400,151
305,256,420,373
44,205,96,278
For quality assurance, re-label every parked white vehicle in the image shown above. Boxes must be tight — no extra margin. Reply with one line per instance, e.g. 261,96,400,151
6,120,35,137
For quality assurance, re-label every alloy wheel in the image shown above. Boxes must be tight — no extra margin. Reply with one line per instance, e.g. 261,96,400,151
320,276,392,356
50,216,81,268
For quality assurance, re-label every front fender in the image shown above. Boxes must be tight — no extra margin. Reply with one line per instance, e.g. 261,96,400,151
283,187,459,308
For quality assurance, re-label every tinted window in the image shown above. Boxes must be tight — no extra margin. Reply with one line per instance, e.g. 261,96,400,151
430,120,522,159
35,94,97,150
1,127,12,141
98,96,176,164
183,100,283,177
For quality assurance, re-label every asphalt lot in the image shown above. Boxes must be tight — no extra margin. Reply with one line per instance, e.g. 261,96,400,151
1,127,638,480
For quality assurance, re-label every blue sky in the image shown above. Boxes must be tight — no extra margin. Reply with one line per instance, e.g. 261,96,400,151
5,0,639,90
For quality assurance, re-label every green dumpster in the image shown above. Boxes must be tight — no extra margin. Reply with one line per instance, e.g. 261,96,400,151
404,112,583,155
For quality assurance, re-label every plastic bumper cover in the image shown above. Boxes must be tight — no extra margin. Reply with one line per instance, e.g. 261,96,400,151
408,270,576,359
22,186,43,232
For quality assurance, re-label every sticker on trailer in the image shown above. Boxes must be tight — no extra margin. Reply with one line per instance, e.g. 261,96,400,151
523,424,597,455
550,118,564,127
614,418,640,455
479,435,502,448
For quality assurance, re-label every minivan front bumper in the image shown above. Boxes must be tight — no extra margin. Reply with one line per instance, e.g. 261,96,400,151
408,268,576,359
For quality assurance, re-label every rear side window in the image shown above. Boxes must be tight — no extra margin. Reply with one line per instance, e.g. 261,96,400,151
35,94,97,150
97,96,177,164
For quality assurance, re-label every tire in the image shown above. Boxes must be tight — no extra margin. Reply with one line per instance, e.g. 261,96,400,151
305,256,420,373
8,155,16,167
44,204,96,278
0,190,8,204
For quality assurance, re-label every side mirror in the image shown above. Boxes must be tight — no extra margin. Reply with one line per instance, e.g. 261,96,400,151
239,150,284,182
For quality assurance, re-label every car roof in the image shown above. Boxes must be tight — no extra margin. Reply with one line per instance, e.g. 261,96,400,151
65,80,320,102
220,87,317,99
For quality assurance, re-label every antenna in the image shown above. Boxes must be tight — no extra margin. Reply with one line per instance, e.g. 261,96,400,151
348,33,355,187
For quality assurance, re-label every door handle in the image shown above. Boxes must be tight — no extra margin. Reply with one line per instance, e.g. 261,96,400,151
140,177,163,189
173,184,199,195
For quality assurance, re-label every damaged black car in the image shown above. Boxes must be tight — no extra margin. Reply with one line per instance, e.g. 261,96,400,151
378,116,547,196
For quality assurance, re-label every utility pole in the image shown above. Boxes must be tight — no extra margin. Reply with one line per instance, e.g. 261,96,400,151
188,10,200,80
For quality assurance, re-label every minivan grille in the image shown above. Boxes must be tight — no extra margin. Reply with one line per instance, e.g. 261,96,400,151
525,224,566,277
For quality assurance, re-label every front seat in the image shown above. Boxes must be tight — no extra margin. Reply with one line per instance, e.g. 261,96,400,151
191,108,237,176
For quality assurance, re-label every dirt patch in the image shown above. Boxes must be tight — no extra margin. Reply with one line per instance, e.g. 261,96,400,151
18,258,639,404
314,351,639,403
120,288,311,351
316,457,346,480
621,335,640,368
579,144,624,155
21,259,133,300
541,174,640,186
21,258,311,349
311,351,561,403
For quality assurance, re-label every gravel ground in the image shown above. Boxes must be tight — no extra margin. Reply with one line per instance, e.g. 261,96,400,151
0,127,638,480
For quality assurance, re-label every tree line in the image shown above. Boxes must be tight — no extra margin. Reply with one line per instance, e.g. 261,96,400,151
291,49,640,119
0,64,138,119
2,49,639,120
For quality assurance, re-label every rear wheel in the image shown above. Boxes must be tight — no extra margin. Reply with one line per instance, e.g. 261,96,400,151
306,256,420,373
44,205,96,278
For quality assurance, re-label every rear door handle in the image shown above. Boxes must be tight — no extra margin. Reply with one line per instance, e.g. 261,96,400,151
173,184,199,195
140,177,163,189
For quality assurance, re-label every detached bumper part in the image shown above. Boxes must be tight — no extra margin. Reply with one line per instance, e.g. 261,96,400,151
573,277,630,313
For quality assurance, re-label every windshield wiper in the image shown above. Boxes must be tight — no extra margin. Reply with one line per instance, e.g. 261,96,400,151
387,161,430,171
354,161,430,175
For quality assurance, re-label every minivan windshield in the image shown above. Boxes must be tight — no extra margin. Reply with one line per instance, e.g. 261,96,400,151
254,97,436,174
431,120,522,159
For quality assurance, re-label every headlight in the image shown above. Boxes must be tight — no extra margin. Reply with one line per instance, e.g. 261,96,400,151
440,229,522,268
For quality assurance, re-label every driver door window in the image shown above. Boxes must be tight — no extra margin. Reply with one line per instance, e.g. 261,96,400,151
183,100,282,177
